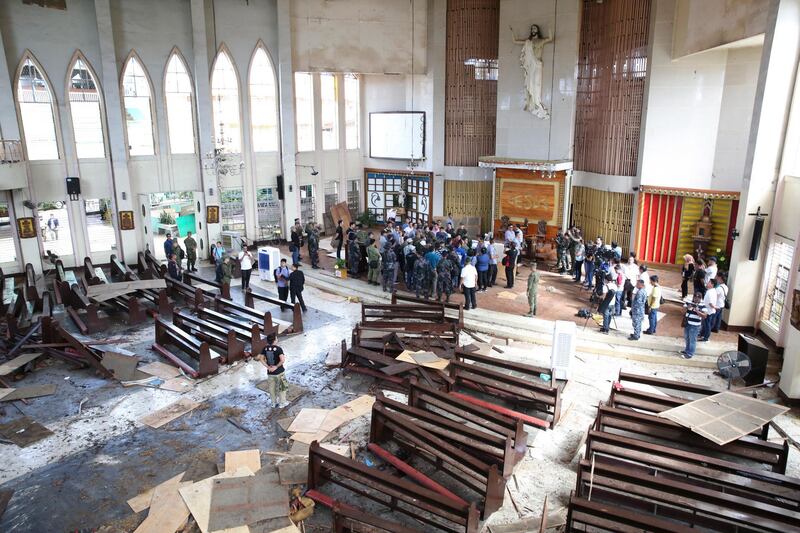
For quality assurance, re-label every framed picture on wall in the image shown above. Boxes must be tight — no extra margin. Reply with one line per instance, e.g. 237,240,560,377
17,217,36,239
119,211,134,230
207,205,220,224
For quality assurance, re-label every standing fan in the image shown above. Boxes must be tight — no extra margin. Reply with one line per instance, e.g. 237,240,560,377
717,351,751,389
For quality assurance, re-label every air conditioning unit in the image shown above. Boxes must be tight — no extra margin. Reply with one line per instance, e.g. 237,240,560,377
551,320,576,381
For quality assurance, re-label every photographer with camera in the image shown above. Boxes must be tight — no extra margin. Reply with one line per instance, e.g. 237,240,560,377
681,292,708,359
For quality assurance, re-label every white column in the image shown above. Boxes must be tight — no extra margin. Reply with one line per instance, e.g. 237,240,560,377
726,0,800,328
276,0,299,237
94,0,139,264
190,0,220,254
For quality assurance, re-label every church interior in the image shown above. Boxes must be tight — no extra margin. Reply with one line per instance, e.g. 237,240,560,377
1,0,800,531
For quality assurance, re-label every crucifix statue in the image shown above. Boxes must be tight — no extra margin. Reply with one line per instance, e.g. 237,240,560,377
510,24,553,119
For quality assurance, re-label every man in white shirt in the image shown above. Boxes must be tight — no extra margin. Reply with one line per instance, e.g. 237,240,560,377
713,273,728,333
387,207,397,222
238,247,254,290
700,279,717,341
460,261,478,311
504,226,516,245
704,257,718,286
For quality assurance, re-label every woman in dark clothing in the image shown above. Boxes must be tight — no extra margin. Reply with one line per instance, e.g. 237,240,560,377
681,254,695,299
334,219,344,260
503,244,518,288
693,259,707,296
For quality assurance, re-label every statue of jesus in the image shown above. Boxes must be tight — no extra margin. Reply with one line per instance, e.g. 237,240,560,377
511,24,553,119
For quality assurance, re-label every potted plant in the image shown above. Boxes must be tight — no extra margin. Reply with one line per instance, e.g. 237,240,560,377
334,258,347,279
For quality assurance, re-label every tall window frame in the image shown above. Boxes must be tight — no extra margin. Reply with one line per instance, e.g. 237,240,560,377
320,72,339,150
66,52,106,159
15,51,60,161
294,72,315,152
249,43,280,153
121,51,157,156
344,74,360,150
211,45,242,154
164,48,197,155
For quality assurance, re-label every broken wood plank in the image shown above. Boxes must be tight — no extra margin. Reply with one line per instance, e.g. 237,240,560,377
0,384,57,401
0,352,43,376
287,408,330,433
85,279,167,302
127,472,185,513
140,398,200,429
225,449,261,474
178,467,255,533
134,475,191,533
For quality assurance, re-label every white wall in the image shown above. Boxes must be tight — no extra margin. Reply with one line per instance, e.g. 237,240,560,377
711,45,763,192
672,0,769,59
495,0,579,161
291,0,427,75
639,0,727,189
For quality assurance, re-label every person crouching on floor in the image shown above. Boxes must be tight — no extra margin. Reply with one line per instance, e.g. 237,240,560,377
257,333,288,408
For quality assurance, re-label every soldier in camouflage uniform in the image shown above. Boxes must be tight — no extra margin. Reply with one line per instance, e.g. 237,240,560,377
348,231,361,277
307,224,320,269
413,252,432,299
380,240,396,292
436,252,455,303
555,230,570,274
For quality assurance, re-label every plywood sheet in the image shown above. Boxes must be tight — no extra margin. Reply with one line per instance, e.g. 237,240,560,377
127,472,185,513
0,417,53,447
225,449,261,474
329,201,352,230
319,395,375,433
179,468,254,533
0,352,43,376
277,460,308,485
140,398,200,429
396,350,450,371
0,389,15,401
101,352,141,381
659,391,790,445
134,476,191,533
86,279,166,302
160,377,194,392
286,408,330,433
1,384,57,401
289,431,328,445
208,471,288,531
139,361,182,380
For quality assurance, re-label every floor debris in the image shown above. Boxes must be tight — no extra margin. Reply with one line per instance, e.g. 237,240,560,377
140,398,201,429
0,416,53,447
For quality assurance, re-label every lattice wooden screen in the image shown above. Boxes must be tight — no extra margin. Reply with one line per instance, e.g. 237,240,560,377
445,0,499,166
572,186,635,256
443,180,493,233
573,0,651,176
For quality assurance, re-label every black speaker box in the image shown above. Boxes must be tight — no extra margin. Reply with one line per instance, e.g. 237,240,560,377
749,218,764,261
276,174,284,200
738,333,769,386
66,177,81,196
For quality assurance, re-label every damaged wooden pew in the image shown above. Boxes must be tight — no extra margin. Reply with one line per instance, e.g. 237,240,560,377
215,295,300,336
450,348,561,429
110,254,173,316
391,292,464,331
361,303,455,333
370,397,507,516
245,288,302,333
341,341,452,391
182,271,231,299
152,317,219,378
307,441,480,533
172,308,245,364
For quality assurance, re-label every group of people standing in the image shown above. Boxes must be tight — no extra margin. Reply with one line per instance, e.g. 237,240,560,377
679,254,728,358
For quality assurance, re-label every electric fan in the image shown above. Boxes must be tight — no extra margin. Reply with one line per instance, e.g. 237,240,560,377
717,350,751,390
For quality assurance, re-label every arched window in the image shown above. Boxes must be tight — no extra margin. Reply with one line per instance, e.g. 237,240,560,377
17,56,59,160
122,54,155,156
211,48,241,153
68,56,105,159
164,52,195,154
249,46,278,152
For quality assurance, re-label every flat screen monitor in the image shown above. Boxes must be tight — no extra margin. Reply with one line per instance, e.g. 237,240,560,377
369,111,425,160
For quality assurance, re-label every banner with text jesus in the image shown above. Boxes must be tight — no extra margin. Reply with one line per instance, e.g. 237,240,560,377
499,179,559,224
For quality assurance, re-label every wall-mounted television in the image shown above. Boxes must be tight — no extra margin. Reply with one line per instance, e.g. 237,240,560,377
369,111,425,160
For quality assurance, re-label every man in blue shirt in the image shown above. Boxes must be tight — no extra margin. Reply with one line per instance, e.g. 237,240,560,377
425,246,441,297
476,247,490,291
274,258,290,302
454,245,467,268
164,233,174,259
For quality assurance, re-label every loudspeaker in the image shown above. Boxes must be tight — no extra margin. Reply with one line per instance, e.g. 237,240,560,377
748,218,764,261
738,333,768,386
276,174,284,200
66,177,81,198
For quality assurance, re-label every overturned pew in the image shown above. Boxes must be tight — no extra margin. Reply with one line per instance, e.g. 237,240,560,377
152,317,218,378
307,441,480,533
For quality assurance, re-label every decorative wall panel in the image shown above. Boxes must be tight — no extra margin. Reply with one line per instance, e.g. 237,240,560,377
445,0,499,166
493,168,566,238
573,0,651,176
572,186,635,256
364,169,433,224
443,180,493,233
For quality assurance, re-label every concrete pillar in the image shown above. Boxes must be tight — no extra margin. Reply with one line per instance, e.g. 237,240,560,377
94,0,140,264
726,0,800,328
276,0,299,238
190,0,220,255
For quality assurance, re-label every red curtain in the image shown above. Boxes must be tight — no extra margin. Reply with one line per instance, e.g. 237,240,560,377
637,192,683,264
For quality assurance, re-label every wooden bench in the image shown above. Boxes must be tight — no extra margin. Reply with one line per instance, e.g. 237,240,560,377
332,504,422,533
376,391,521,478
584,429,800,511
215,295,296,336
341,342,452,391
182,271,231,299
24,263,43,310
392,293,464,330
612,371,769,440
165,276,208,310
152,317,218,378
408,382,528,462
574,459,800,531
370,401,506,517
352,324,460,359
53,259,78,304
1,267,19,316
110,255,173,316
362,303,455,333
245,289,302,333
196,306,271,354
173,308,245,364
65,284,109,334
308,441,479,533
566,494,696,533
596,405,789,473
447,357,561,429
